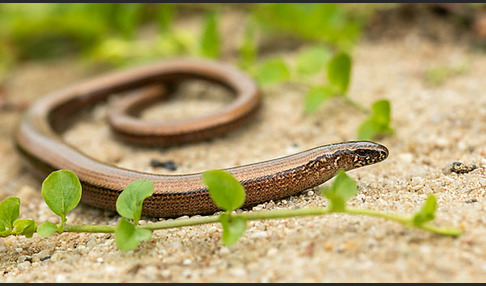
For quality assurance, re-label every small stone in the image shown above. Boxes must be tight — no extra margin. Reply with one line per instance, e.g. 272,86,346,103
56,274,67,283
229,267,247,277
161,269,171,279
219,247,230,255
37,250,51,261
182,269,192,278
356,194,366,203
252,205,263,211
183,258,192,265
398,153,413,163
450,162,477,174
50,252,64,262
435,137,449,147
266,247,278,256
17,261,31,271
250,231,268,238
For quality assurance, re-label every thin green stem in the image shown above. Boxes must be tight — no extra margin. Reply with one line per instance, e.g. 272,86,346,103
64,224,116,233
141,207,331,231
345,208,462,237
342,96,369,114
61,206,461,237
140,215,220,231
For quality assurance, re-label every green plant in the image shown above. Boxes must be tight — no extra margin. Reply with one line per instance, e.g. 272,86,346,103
249,46,394,140
253,3,363,50
200,10,221,58
424,63,469,86
0,169,461,252
358,99,394,140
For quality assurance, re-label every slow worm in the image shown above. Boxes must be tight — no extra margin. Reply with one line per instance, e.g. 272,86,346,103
14,59,389,217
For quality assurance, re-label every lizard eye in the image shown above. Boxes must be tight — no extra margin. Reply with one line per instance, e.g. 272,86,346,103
355,149,369,158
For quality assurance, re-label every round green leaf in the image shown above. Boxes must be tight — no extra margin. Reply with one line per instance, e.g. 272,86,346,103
412,195,437,226
219,213,247,247
296,46,331,77
0,196,20,230
304,85,335,114
371,99,391,126
116,180,154,224
321,170,357,212
255,58,290,86
115,218,152,252
358,99,393,140
202,170,246,212
41,170,82,220
357,119,377,141
37,222,58,237
328,52,351,93
13,219,36,238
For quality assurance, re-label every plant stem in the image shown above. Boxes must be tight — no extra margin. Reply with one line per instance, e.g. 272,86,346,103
342,96,369,113
345,208,462,237
64,224,116,233
61,207,461,237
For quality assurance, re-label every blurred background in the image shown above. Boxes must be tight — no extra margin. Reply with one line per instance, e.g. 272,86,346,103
1,3,485,84
1,3,486,135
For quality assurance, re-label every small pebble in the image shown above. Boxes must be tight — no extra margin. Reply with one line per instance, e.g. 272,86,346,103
266,248,278,256
356,194,366,203
161,269,171,279
250,231,268,239
398,153,413,163
451,162,477,174
150,159,178,171
219,247,230,255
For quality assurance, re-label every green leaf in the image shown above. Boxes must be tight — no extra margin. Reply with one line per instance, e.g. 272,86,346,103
357,99,393,140
238,20,257,70
0,196,20,231
13,219,36,238
304,85,336,114
41,170,82,223
202,170,246,212
357,119,377,141
255,58,290,86
321,170,357,212
328,52,352,94
158,3,174,32
37,222,58,237
116,180,154,225
371,99,391,126
0,230,10,237
200,11,220,58
254,4,361,49
412,195,437,226
296,46,331,77
219,213,247,246
114,3,144,39
115,218,152,252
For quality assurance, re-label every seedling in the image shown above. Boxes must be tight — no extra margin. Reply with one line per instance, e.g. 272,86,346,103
0,170,461,251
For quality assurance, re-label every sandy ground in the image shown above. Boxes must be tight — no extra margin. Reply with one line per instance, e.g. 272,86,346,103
1,9,486,283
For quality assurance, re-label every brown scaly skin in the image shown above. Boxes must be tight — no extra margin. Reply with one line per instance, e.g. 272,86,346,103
14,58,388,217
